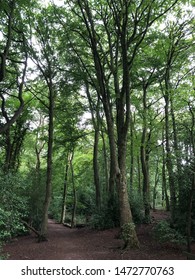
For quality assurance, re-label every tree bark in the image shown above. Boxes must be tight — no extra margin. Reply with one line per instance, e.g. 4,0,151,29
60,159,69,224
101,129,109,194
164,91,176,224
186,103,195,252
162,130,170,211
40,83,54,241
85,84,101,209
70,152,77,228
140,84,151,222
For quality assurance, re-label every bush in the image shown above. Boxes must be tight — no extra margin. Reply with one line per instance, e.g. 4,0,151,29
0,242,9,260
89,197,120,230
25,168,46,230
129,191,144,224
0,171,29,240
153,220,187,245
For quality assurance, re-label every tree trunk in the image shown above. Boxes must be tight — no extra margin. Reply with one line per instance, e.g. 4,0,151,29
40,84,54,241
60,160,69,224
162,135,170,211
164,98,176,223
76,0,139,248
101,129,109,194
170,97,182,207
93,128,101,209
186,103,195,252
117,136,139,248
140,128,151,222
137,155,142,194
85,84,101,209
70,153,77,228
140,85,151,222
129,113,135,193
186,171,195,252
153,159,159,211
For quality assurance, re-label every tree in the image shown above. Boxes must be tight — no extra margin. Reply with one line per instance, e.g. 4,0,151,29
27,5,59,240
56,0,184,248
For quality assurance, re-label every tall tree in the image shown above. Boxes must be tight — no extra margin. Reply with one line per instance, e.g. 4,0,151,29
58,0,183,248
28,5,59,240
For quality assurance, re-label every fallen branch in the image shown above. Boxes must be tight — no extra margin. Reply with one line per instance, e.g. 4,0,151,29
22,220,40,238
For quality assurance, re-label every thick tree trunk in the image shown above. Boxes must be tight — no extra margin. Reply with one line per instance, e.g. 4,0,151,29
117,136,139,248
186,171,195,252
186,104,195,252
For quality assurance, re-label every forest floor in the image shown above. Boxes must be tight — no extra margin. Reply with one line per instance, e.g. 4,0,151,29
2,210,194,260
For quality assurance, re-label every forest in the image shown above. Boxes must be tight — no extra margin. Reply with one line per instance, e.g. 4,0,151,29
0,0,195,260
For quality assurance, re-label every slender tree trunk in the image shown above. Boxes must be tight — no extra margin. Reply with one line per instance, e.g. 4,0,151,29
93,128,101,209
60,159,69,224
153,159,159,211
40,84,54,241
85,84,101,209
70,153,77,228
140,85,151,222
140,128,151,222
129,113,135,193
164,79,176,224
165,104,176,222
101,129,109,194
137,155,142,194
162,138,170,211
170,98,182,207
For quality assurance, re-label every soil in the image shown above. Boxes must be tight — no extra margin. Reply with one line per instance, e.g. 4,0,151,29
2,210,194,260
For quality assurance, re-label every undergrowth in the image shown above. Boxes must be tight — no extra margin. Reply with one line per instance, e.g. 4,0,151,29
153,220,187,245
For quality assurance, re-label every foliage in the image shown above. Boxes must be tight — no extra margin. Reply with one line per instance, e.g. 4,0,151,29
153,220,187,245
129,191,145,224
0,171,29,240
121,222,139,248
25,168,46,229
89,196,120,230
0,242,9,260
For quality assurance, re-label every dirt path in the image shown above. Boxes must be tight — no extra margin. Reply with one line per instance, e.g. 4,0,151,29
2,211,189,260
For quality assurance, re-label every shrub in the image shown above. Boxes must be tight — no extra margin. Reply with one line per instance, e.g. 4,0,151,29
0,242,9,260
0,171,29,240
153,220,187,245
129,191,144,224
89,197,120,230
